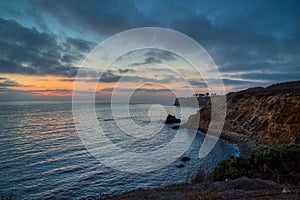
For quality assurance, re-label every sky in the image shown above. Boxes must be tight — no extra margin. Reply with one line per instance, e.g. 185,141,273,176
0,0,299,101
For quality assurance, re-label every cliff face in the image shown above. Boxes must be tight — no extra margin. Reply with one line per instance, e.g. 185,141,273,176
184,81,300,145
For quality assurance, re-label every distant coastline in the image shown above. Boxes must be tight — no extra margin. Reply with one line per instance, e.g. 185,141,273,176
173,94,210,108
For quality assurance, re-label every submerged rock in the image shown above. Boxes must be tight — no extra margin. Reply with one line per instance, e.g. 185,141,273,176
165,114,181,124
171,125,180,129
181,156,191,162
176,164,185,168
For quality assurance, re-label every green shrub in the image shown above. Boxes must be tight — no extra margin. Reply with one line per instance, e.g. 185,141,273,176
211,144,300,185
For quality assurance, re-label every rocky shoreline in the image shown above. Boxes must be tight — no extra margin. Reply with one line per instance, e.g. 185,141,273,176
219,130,260,158
180,123,260,158
189,128,260,158
104,81,300,199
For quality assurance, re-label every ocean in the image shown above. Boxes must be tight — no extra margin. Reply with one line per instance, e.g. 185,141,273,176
0,101,238,199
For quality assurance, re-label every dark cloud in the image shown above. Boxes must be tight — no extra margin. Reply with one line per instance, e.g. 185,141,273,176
135,1,298,78
118,69,133,74
135,88,171,93
0,59,35,74
145,49,176,61
100,87,171,93
131,49,176,66
0,77,22,87
39,0,158,36
189,80,207,87
84,72,167,83
131,57,162,66
222,79,260,86
107,73,181,84
60,69,182,84
188,78,260,88
230,72,300,83
0,18,94,77
145,57,161,64
66,37,94,52
30,88,73,94
61,54,79,64
59,78,75,82
99,71,121,82
59,69,138,82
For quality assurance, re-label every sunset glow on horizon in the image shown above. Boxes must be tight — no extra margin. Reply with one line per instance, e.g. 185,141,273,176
0,1,299,101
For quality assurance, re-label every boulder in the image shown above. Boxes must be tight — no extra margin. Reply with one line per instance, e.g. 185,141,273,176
165,114,181,124
181,156,191,162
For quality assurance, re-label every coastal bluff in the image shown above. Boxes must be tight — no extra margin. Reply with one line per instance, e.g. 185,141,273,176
183,81,300,145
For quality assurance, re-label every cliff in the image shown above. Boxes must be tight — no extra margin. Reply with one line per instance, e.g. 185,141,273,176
183,81,300,145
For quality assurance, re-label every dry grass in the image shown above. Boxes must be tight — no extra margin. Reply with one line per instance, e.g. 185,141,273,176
186,190,225,200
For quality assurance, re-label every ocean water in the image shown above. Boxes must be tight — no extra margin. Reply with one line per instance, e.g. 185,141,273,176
0,101,238,199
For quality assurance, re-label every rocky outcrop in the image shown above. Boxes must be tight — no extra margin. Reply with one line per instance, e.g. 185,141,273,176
181,156,191,162
183,81,300,145
165,115,181,124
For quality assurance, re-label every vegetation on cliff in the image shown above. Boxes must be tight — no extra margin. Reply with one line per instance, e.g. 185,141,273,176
211,144,300,185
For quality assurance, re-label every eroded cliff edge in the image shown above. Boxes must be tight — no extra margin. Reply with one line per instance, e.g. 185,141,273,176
183,81,300,145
